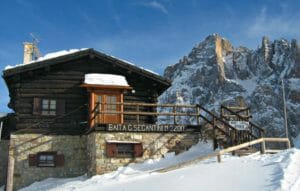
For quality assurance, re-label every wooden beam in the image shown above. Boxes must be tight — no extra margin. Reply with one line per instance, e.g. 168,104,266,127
218,138,264,155
6,154,14,191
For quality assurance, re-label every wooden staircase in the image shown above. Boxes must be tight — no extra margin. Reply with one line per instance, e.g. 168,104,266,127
197,104,265,153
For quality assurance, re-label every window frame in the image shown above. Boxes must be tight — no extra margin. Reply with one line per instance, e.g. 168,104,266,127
33,98,65,116
106,142,143,158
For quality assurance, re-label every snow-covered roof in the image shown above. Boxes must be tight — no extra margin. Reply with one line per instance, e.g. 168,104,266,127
4,48,88,70
0,113,8,118
84,73,129,87
4,48,159,76
3,48,171,92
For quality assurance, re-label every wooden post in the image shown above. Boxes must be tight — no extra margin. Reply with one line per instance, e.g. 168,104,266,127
173,106,176,125
260,140,266,154
217,154,221,162
196,106,201,126
213,116,217,150
286,140,291,149
136,104,140,125
6,145,14,191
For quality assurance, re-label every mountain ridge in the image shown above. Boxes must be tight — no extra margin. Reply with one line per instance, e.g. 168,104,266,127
159,34,300,139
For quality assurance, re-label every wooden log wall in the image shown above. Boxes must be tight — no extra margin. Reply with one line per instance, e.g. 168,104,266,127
5,57,163,134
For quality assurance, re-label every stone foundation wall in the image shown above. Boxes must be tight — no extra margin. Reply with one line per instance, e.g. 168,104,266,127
10,134,87,190
0,140,9,186
8,132,201,190
87,132,200,176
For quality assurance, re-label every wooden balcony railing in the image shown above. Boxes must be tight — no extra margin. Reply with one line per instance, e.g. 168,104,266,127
90,102,200,125
90,102,265,149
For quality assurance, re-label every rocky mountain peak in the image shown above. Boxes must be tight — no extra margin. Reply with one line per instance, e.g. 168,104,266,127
160,34,300,140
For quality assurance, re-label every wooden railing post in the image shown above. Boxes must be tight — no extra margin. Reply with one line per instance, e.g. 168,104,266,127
260,140,266,154
173,105,176,125
196,105,201,126
136,104,140,125
213,116,218,150
217,154,221,163
287,139,291,149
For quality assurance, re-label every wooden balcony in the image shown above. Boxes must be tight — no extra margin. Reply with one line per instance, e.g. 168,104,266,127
89,102,264,143
89,102,202,133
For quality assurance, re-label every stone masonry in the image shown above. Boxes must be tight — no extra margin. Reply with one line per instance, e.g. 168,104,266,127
7,131,200,190
9,134,87,190
87,132,200,176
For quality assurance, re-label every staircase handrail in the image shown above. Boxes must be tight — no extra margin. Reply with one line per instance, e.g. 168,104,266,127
220,105,265,136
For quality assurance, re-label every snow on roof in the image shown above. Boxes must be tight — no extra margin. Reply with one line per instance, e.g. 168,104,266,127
84,73,129,86
0,113,8,118
4,48,161,77
102,53,159,75
4,48,88,71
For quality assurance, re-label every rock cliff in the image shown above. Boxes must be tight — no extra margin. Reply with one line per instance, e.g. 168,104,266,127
160,34,300,139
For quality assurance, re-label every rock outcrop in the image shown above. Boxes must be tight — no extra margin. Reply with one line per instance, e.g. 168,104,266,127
160,34,300,139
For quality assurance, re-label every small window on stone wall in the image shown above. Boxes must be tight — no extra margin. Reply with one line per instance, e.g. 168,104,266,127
28,152,64,167
38,152,55,167
106,142,143,158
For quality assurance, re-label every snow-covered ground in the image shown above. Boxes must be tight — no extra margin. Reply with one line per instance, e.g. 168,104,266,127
1,138,294,191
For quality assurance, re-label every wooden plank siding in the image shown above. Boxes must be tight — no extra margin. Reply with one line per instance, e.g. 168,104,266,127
5,56,166,135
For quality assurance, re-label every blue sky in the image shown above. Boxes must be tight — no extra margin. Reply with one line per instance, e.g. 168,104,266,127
0,0,300,112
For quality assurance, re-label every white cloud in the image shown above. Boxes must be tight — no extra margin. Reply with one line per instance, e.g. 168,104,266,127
142,1,168,14
247,7,300,38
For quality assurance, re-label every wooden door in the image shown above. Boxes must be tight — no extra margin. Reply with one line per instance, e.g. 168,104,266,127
94,93,122,124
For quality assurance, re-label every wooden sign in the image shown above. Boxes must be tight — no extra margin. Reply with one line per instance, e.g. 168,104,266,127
106,123,186,132
229,121,250,131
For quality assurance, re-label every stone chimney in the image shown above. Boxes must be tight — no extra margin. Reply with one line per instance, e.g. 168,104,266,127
23,42,34,64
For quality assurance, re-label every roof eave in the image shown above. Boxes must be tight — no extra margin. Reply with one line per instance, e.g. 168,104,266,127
2,48,171,88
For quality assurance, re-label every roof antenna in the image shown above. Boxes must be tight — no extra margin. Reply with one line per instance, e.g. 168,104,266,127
29,33,42,59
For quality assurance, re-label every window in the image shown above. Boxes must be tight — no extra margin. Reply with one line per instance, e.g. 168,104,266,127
106,142,143,158
33,98,65,116
38,153,55,167
117,144,134,157
42,99,56,115
28,152,64,167
106,95,117,112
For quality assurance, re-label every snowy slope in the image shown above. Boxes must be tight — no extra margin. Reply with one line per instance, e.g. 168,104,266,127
14,141,300,191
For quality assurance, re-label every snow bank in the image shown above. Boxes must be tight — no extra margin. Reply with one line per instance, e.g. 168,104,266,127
4,49,88,70
19,141,300,191
84,74,129,86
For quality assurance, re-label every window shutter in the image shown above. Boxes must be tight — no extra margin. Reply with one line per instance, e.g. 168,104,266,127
134,143,143,157
55,154,65,166
33,98,42,115
56,99,65,115
28,154,38,166
106,143,117,158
